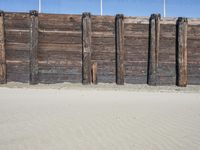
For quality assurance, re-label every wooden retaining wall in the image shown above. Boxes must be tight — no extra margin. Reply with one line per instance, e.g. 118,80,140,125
0,11,200,86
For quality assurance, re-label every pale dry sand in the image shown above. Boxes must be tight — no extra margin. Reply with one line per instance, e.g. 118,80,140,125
0,84,200,150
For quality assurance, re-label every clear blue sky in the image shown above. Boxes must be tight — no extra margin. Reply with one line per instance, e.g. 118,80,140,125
0,0,200,18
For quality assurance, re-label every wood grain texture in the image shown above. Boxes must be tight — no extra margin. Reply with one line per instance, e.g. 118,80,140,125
29,10,39,84
92,62,97,84
0,11,6,84
2,12,200,85
115,14,125,85
176,17,188,87
82,13,92,84
148,14,161,85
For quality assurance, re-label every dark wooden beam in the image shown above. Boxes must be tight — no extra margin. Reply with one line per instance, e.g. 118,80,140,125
92,62,97,84
148,14,161,85
176,17,188,87
82,12,92,84
0,11,6,84
29,10,39,84
115,14,125,85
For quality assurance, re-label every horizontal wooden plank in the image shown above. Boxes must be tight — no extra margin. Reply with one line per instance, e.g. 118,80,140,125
92,31,115,38
160,18,177,25
125,53,148,61
39,16,81,31
6,62,29,83
4,13,29,20
39,60,82,67
91,52,115,60
38,73,81,83
38,51,82,61
39,66,81,74
188,39,200,57
5,42,29,51
160,24,176,38
158,53,176,62
96,74,115,83
125,65,147,76
6,49,29,62
91,16,115,32
39,14,82,20
5,30,30,43
157,63,176,76
188,65,200,76
188,76,200,85
125,45,148,54
124,24,148,37
92,37,115,45
91,44,115,53
124,17,149,24
39,32,81,44
187,25,200,38
124,37,148,47
7,63,29,73
157,76,176,85
7,73,29,83
39,43,82,52
91,16,115,22
125,75,147,84
188,19,200,25
4,19,30,30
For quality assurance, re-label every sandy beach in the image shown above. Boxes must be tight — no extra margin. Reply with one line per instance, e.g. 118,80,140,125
0,84,200,150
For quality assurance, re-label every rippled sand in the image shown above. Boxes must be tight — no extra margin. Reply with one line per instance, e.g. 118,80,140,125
0,87,200,150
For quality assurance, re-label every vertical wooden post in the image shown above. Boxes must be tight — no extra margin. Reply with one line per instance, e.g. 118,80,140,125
148,14,160,85
115,14,125,85
0,11,6,84
82,12,92,84
29,10,39,84
176,17,188,87
92,62,97,84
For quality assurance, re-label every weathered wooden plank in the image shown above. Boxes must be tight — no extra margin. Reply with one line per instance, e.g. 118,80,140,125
160,24,176,38
124,17,149,24
39,60,82,67
39,32,81,44
92,62,97,84
39,14,82,20
176,17,188,87
157,63,176,76
92,52,115,61
38,43,82,52
124,24,149,37
124,37,148,46
92,44,115,53
6,42,29,51
39,15,81,31
6,62,29,83
82,13,92,84
4,18,30,30
0,11,6,84
38,73,82,84
38,51,82,61
187,25,200,38
29,10,39,84
125,75,147,84
157,76,176,85
148,14,161,85
115,14,125,85
5,30,30,43
6,49,29,62
39,66,82,75
92,37,115,45
91,16,115,32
